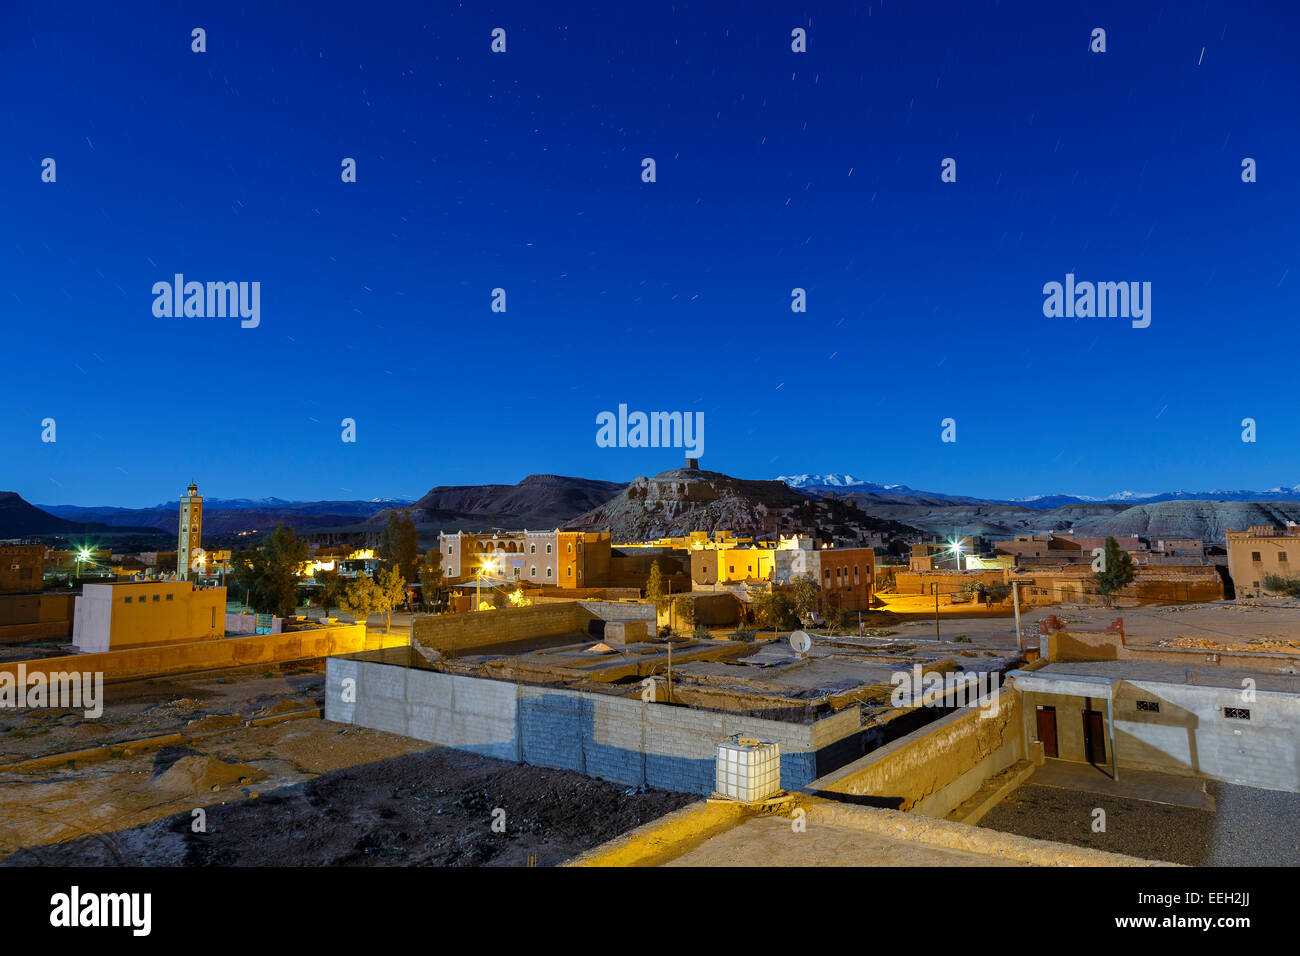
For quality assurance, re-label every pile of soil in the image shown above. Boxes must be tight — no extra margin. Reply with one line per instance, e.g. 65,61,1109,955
153,756,266,794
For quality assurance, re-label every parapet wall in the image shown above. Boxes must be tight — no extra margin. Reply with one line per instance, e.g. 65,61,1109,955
808,687,1023,817
411,601,656,656
0,623,378,684
325,656,861,794
1046,629,1300,673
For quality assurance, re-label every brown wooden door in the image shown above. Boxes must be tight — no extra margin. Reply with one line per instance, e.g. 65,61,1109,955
1036,706,1058,758
1083,709,1107,764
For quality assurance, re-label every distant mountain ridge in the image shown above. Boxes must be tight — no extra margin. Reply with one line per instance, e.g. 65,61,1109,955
21,469,1300,547
778,474,1300,509
0,492,164,538
36,497,415,537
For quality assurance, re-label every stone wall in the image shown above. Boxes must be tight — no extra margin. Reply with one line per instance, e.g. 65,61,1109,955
1046,629,1300,674
411,600,656,656
0,623,381,684
411,603,588,655
808,688,1023,817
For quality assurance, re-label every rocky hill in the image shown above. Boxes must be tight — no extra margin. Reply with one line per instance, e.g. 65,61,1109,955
828,494,1300,543
1082,500,1300,543
563,466,919,543
833,496,1131,539
374,474,628,532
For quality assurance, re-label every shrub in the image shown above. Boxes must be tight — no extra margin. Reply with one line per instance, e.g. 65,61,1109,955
1262,573,1300,598
952,635,972,643
728,628,755,643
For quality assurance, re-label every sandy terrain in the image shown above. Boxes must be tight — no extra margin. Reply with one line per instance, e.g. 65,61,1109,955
0,662,692,866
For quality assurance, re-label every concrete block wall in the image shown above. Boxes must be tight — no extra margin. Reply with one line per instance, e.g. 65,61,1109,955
326,658,851,795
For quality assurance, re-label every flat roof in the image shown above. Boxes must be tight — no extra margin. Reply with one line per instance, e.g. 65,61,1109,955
1017,660,1300,695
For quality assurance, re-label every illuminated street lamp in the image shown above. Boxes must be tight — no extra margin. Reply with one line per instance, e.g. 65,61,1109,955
950,538,964,572
476,556,500,611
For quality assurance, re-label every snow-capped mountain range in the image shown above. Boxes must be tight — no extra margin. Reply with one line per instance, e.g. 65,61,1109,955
776,474,1300,509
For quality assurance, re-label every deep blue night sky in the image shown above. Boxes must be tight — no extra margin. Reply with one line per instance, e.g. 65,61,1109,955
3,1,1298,506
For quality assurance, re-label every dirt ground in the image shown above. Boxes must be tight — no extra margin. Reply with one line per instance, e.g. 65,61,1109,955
977,781,1300,866
2,746,695,867
0,662,693,866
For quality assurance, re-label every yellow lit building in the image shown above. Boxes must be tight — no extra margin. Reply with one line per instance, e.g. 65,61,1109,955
691,546,776,585
73,581,227,653
1225,523,1300,598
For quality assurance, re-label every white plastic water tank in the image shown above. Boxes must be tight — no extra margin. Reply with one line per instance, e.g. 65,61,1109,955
715,736,781,802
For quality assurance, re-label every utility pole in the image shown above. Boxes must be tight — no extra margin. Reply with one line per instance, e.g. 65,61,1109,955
1012,580,1023,653
666,637,673,703
934,587,941,641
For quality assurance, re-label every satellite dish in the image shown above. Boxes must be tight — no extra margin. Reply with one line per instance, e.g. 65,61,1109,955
789,630,812,654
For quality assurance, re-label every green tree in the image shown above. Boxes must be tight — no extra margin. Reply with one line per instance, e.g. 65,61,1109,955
379,509,420,583
790,572,822,620
340,574,380,629
1093,536,1137,606
672,596,695,633
646,560,666,609
374,565,408,632
314,568,343,619
755,589,797,631
232,523,308,617
419,548,444,611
